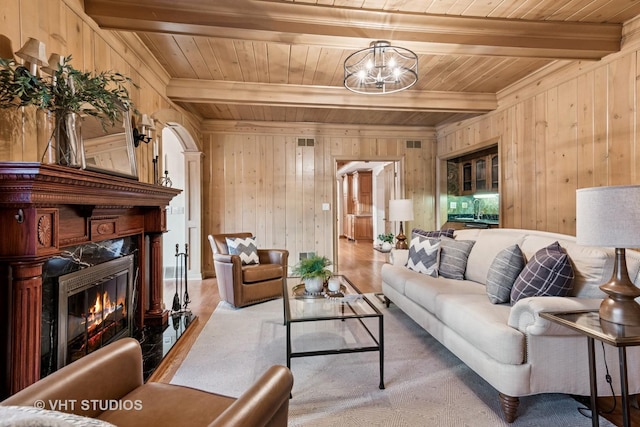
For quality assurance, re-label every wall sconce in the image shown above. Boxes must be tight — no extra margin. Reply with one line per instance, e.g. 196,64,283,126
41,53,64,75
15,37,49,75
133,114,154,147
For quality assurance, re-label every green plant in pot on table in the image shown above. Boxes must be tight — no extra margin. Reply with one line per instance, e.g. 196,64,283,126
292,255,332,294
378,232,395,251
0,55,134,166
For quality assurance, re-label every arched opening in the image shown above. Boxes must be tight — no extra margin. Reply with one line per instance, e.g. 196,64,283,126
152,110,204,280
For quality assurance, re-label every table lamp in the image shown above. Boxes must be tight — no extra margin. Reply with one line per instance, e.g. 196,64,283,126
576,185,640,325
389,199,414,249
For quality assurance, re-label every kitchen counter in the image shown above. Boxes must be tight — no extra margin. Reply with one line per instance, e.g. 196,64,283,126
444,217,499,230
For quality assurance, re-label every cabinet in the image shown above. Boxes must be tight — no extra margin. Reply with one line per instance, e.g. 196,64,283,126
342,170,373,241
352,171,372,214
345,214,373,241
459,153,498,195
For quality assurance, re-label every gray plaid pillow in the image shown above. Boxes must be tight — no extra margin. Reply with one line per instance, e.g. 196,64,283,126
486,244,525,304
412,228,455,239
510,241,574,304
225,236,260,265
438,237,475,280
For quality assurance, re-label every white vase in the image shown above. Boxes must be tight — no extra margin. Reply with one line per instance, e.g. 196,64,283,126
381,242,393,252
304,276,324,293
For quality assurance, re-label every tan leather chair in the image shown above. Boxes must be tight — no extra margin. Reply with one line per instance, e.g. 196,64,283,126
208,233,288,308
1,337,294,427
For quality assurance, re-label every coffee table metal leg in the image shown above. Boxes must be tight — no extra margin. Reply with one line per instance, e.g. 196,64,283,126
286,320,292,398
379,315,385,389
619,347,630,427
588,337,599,427
286,321,291,370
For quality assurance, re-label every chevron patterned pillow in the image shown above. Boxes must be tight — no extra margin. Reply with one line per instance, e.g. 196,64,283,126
226,236,260,265
406,234,441,277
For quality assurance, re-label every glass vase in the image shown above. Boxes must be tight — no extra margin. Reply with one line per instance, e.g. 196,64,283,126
54,112,83,167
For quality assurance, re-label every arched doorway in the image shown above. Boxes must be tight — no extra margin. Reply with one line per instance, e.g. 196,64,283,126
152,110,204,280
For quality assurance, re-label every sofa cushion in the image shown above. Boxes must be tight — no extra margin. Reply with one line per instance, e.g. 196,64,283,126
438,237,475,280
486,244,526,304
435,294,525,365
226,236,259,265
406,235,441,277
381,263,419,296
405,275,485,314
462,229,525,284
511,241,575,304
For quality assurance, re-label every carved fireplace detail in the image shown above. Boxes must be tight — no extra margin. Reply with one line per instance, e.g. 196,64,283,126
0,162,180,398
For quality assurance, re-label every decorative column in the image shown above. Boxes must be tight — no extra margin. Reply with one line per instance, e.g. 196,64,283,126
145,232,167,326
9,260,45,395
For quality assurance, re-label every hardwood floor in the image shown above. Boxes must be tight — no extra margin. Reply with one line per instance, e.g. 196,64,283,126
149,237,632,427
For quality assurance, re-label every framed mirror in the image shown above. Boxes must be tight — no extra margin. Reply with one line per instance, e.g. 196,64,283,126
80,104,138,179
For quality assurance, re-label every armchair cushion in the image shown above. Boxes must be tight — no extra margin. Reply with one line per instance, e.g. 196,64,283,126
243,263,284,283
226,236,259,265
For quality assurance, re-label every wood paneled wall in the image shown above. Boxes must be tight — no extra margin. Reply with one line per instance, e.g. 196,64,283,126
436,27,640,236
202,122,436,276
0,0,200,183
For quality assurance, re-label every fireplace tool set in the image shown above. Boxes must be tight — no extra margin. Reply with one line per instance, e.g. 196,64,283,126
172,243,191,313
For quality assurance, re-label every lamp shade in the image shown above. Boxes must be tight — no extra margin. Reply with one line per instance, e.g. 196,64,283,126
15,38,48,67
389,199,414,222
576,185,640,248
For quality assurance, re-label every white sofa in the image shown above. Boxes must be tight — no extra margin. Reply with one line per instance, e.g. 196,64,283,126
381,228,640,422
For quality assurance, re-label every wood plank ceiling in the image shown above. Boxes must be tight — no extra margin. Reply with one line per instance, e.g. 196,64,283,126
84,0,640,127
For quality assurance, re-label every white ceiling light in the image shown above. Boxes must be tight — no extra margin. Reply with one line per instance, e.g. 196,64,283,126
344,40,418,95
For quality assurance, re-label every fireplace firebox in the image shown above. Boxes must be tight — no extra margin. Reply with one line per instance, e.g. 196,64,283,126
57,255,135,368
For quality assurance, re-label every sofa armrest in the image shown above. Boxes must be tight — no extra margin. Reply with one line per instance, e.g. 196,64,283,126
1,338,143,418
209,365,294,427
507,297,602,336
389,249,409,267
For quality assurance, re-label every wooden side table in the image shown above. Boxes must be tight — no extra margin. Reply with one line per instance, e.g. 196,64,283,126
540,310,640,427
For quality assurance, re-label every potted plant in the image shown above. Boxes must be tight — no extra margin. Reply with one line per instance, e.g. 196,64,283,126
378,232,395,251
0,55,135,166
292,255,332,293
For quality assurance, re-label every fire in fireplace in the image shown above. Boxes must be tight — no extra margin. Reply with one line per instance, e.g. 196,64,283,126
57,255,135,368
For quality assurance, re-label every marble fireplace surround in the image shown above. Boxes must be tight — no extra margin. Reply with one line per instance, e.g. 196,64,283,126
0,162,180,399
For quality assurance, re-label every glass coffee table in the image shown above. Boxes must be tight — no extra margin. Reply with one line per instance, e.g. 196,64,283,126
283,275,384,389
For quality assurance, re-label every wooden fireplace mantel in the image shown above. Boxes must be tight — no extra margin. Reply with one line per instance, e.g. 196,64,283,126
0,162,181,398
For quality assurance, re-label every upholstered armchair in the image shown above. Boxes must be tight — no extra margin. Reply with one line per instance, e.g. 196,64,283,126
208,233,288,308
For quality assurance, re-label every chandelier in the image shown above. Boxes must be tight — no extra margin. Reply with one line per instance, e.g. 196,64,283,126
344,41,418,95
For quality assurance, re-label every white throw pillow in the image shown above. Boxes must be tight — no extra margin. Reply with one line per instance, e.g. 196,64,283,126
225,236,260,265
406,234,441,277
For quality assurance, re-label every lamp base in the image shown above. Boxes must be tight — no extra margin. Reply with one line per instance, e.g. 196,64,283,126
599,297,640,326
395,232,408,250
598,248,640,326
395,222,408,249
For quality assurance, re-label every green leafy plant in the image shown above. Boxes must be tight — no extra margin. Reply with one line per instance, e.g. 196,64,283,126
0,55,135,128
292,255,332,281
378,232,395,244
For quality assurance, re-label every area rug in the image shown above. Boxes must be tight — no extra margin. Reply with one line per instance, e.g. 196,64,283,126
170,296,612,427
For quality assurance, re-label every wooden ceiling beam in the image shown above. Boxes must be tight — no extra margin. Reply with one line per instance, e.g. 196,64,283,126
84,0,621,60
166,79,497,113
